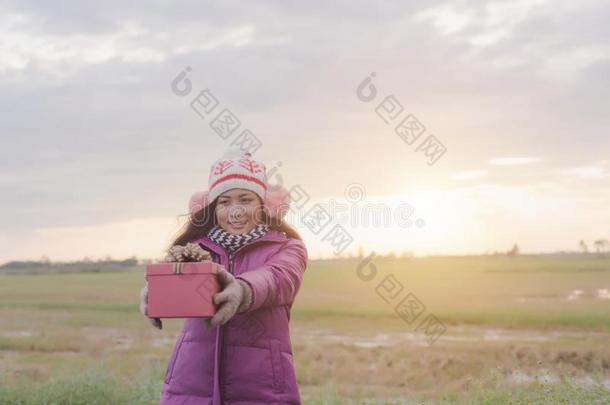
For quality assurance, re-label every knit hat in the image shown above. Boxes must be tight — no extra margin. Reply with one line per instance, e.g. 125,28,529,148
189,147,291,221
208,147,268,203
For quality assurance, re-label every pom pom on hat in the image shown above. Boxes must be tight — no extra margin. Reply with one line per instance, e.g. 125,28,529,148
189,190,209,218
263,183,291,220
188,184,291,221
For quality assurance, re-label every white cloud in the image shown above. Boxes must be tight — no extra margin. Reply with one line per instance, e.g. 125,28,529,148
0,13,289,78
451,170,489,180
174,25,259,54
489,157,541,165
542,44,610,81
470,0,548,46
412,5,473,35
413,0,609,81
556,165,608,179
0,17,163,75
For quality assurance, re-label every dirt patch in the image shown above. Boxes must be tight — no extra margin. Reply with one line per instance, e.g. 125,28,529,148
291,323,610,397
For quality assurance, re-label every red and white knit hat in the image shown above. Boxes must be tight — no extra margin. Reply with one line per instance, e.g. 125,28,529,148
189,147,291,220
208,147,268,203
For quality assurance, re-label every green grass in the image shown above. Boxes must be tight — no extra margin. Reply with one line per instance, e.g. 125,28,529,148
1,371,608,405
441,378,610,405
0,301,134,312
0,366,161,405
1,255,610,403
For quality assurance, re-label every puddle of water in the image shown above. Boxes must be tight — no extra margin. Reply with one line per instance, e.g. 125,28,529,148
2,330,33,338
80,326,133,351
564,288,610,301
508,369,559,384
507,369,610,390
574,375,610,390
294,325,610,348
567,289,584,300
483,329,549,342
152,335,174,347
112,335,132,351
308,331,431,348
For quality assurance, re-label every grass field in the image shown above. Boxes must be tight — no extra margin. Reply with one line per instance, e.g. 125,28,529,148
1,255,610,404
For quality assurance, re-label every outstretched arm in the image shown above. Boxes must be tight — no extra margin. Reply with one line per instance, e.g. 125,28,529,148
235,238,308,312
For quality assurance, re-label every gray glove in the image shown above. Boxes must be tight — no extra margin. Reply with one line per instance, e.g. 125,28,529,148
206,268,253,328
139,282,162,330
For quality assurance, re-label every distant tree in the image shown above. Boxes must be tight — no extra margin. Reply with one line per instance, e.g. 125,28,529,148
594,239,609,254
121,255,138,267
357,246,364,259
507,244,520,257
579,240,588,254
400,251,414,259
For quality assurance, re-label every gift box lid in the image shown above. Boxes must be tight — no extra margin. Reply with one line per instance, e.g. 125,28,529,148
146,261,219,276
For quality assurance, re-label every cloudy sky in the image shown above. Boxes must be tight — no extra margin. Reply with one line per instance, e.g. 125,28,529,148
1,0,609,262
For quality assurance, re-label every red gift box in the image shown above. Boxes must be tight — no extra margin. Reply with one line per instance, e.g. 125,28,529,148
145,261,222,318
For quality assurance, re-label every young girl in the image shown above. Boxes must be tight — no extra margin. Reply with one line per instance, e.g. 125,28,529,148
140,149,308,404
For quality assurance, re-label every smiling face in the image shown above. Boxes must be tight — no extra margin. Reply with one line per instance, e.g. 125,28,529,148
215,188,264,234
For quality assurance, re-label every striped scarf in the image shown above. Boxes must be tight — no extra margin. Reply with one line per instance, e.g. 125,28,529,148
207,223,270,253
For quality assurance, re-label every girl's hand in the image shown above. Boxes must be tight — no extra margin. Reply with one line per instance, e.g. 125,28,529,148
206,268,252,328
139,282,163,330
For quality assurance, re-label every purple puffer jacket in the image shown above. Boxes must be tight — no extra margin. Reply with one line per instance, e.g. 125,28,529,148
158,229,308,405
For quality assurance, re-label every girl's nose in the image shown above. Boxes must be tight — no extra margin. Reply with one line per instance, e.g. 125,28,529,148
229,205,245,220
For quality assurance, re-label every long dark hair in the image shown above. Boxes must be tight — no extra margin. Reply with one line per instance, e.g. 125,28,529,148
168,197,302,249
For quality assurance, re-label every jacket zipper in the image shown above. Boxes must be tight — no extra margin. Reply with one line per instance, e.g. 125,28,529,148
215,234,286,400
228,252,234,275
219,250,237,400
